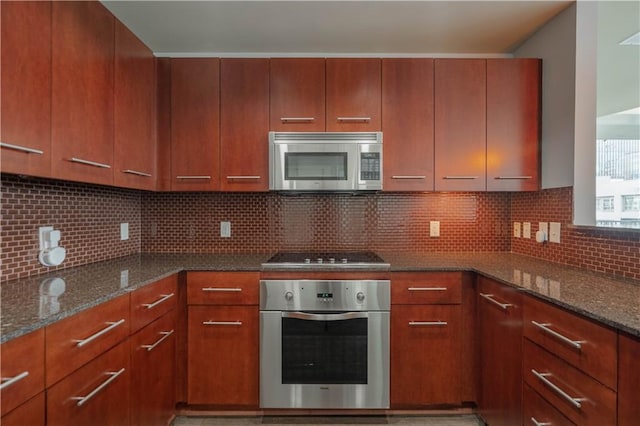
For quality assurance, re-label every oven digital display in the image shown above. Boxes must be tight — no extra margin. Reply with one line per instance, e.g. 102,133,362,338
317,293,333,299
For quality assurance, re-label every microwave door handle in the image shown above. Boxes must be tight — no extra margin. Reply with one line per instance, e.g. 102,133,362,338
282,312,368,321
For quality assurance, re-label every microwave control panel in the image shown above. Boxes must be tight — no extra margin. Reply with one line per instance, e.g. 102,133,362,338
360,152,381,181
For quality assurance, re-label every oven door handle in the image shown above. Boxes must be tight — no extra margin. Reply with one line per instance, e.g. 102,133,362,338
282,311,368,321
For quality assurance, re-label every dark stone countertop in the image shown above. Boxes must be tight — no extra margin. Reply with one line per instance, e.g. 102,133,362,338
1,252,638,343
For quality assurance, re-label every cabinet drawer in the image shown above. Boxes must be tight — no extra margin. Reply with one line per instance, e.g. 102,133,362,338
0,329,45,416
523,384,575,426
0,392,45,426
523,296,617,390
47,340,130,426
187,272,259,305
391,272,462,304
130,274,177,333
523,339,616,426
45,294,130,387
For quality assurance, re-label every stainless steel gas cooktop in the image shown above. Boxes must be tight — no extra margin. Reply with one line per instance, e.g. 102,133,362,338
261,251,389,270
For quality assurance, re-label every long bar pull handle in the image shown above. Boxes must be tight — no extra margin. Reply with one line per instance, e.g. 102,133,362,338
337,117,371,122
0,371,29,390
123,169,152,177
73,319,126,347
531,369,586,409
0,142,44,155
176,175,211,179
141,330,174,352
280,117,315,122
392,176,426,179
226,175,261,179
531,321,583,350
443,176,478,180
479,293,513,310
202,287,242,292
409,321,448,326
142,293,175,310
495,176,533,180
530,417,552,426
69,157,111,169
71,368,125,407
203,321,242,326
408,287,447,291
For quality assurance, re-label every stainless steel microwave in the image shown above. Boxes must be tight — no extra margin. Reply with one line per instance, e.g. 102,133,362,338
269,131,383,191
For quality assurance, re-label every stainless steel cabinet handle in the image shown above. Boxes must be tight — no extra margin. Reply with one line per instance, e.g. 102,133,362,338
203,321,243,326
443,176,478,180
142,293,175,310
409,321,448,326
392,176,426,179
337,117,371,122
73,319,126,347
280,117,315,122
495,176,533,180
176,175,211,179
141,330,174,352
69,157,111,169
123,169,152,177
202,287,242,292
71,368,125,407
283,311,368,321
0,142,44,155
0,371,29,390
531,321,583,350
226,175,261,179
479,293,513,310
531,369,586,409
408,287,447,291
530,417,552,426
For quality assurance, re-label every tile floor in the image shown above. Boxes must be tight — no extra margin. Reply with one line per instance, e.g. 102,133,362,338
171,415,484,426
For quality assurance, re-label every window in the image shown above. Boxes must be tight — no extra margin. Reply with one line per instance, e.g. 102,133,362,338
597,196,615,211
622,195,640,212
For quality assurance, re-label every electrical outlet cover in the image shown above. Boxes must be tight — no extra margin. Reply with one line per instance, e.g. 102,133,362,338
513,222,521,238
429,221,440,237
523,222,531,239
549,222,561,243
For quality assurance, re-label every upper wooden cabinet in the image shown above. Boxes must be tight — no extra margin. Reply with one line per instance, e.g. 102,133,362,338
270,58,326,132
114,20,157,191
220,58,270,191
51,1,115,186
382,59,434,191
170,58,220,191
0,1,52,178
487,59,541,191
434,59,487,191
326,58,382,131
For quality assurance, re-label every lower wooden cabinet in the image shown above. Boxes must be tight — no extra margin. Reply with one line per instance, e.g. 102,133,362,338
523,383,575,426
0,392,45,426
616,333,639,426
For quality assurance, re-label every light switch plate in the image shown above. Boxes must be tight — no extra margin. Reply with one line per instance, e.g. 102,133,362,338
539,222,548,235
220,221,231,238
549,222,561,243
513,222,521,238
522,222,531,239
429,221,440,237
120,223,129,241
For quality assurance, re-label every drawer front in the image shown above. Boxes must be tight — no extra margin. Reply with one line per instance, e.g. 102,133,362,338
187,271,259,305
391,272,462,304
47,340,130,426
523,384,575,426
0,392,45,426
0,328,45,416
618,333,640,426
130,274,178,333
523,339,616,426
523,295,617,390
45,294,130,387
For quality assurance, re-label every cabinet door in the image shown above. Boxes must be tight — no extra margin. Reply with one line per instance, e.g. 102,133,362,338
487,59,541,191
187,305,259,406
171,58,220,191
114,20,157,190
477,276,523,426
220,58,270,191
391,305,462,407
0,392,45,426
326,58,381,131
0,1,51,177
130,310,176,426
51,1,114,185
618,333,640,426
382,59,434,191
434,59,486,191
270,58,326,131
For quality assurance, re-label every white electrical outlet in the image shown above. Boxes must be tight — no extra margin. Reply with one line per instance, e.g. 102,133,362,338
120,223,129,240
429,221,440,237
549,222,561,243
220,221,231,238
539,222,548,235
523,222,531,239
513,222,521,238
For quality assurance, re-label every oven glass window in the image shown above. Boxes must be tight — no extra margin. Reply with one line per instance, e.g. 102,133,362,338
281,316,367,384
284,152,348,181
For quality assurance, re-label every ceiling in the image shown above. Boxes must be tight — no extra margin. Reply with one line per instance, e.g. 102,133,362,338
101,1,574,56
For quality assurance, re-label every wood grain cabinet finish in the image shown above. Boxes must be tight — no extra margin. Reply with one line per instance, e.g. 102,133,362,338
434,59,487,191
326,58,382,132
187,271,260,306
0,1,52,178
47,340,130,426
391,272,462,305
130,274,178,334
0,392,45,426
270,58,326,131
476,276,523,426
523,295,618,391
45,294,130,387
171,58,221,191
51,1,115,186
382,58,435,191
0,328,45,417
114,19,157,190
487,59,541,191
617,333,640,426
523,383,575,426
220,58,270,191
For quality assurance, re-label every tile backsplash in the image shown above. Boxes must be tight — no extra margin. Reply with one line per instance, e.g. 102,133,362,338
2,174,639,282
